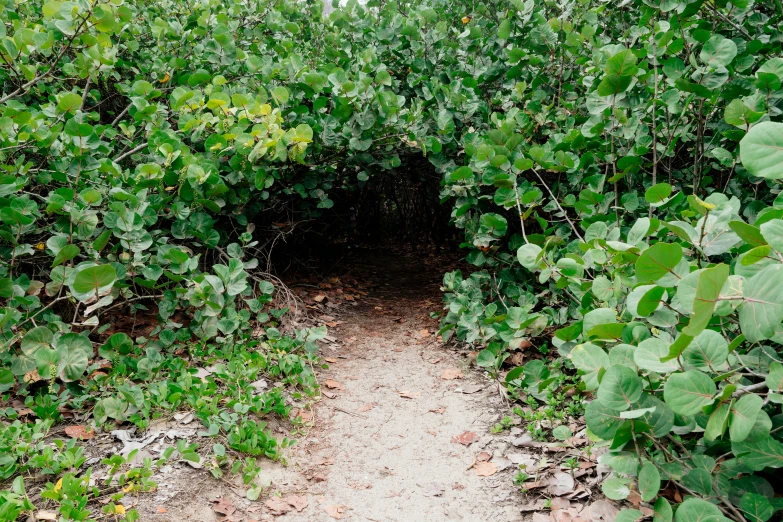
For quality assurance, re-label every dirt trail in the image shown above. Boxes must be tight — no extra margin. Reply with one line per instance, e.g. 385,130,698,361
270,251,523,522
134,250,525,521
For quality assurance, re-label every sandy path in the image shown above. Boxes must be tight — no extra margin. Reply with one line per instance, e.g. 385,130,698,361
273,254,523,522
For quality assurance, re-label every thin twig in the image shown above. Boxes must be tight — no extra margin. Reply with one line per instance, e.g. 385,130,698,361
531,168,584,241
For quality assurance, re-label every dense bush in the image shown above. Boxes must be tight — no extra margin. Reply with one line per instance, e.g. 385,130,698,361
3,0,783,520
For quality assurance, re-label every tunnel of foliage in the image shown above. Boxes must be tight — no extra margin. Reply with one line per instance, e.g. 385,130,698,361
3,0,783,519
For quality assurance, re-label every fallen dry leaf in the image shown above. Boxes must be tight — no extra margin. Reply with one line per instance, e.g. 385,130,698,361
548,471,576,496
156,507,167,513
265,497,292,516
583,501,619,522
323,504,346,519
397,390,419,399
322,390,337,399
286,495,308,512
358,403,374,412
325,357,338,363
476,451,492,462
452,431,479,446
417,329,431,338
64,425,94,440
429,406,446,414
475,461,498,477
36,512,58,521
440,368,463,380
324,379,344,390
212,497,236,516
313,294,326,303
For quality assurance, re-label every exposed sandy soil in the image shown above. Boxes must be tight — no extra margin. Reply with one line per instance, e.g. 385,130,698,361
134,249,527,521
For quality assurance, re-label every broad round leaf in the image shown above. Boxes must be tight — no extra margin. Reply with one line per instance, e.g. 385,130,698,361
517,243,542,271
586,400,624,439
597,365,643,411
673,498,724,522
635,337,679,373
71,264,117,298
636,243,682,283
664,371,717,416
729,394,764,442
682,329,728,371
740,122,783,180
570,343,609,391
21,326,54,356
739,264,783,342
638,461,661,502
602,477,631,500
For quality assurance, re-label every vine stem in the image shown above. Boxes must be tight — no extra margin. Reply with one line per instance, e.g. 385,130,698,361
512,176,528,243
650,15,659,219
531,167,584,242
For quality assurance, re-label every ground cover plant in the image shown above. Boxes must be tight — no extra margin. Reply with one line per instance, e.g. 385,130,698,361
2,0,783,519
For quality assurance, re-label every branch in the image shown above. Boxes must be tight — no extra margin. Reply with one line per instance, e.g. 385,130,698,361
531,167,584,242
114,142,149,163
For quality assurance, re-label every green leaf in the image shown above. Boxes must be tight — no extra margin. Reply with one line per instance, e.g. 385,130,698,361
635,337,679,373
57,92,82,112
645,183,672,206
765,362,783,392
724,100,764,128
729,221,766,247
663,370,717,416
58,345,89,382
635,243,682,283
740,122,783,180
450,166,473,182
683,264,729,337
0,369,14,393
585,400,624,439
476,348,495,367
682,468,713,496
606,50,638,76
21,326,53,355
700,35,737,68
682,329,728,371
729,394,764,442
51,244,79,268
705,401,731,441
741,245,771,266
673,498,724,522
71,264,117,298
517,243,542,271
570,343,609,390
597,365,643,411
638,461,661,502
636,393,675,437
654,498,673,522
739,264,783,342
597,75,633,96
616,509,643,522
638,286,665,317
93,230,112,251
732,435,783,471
760,219,783,252
498,18,511,39
0,278,14,298
602,477,631,500
741,493,775,522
